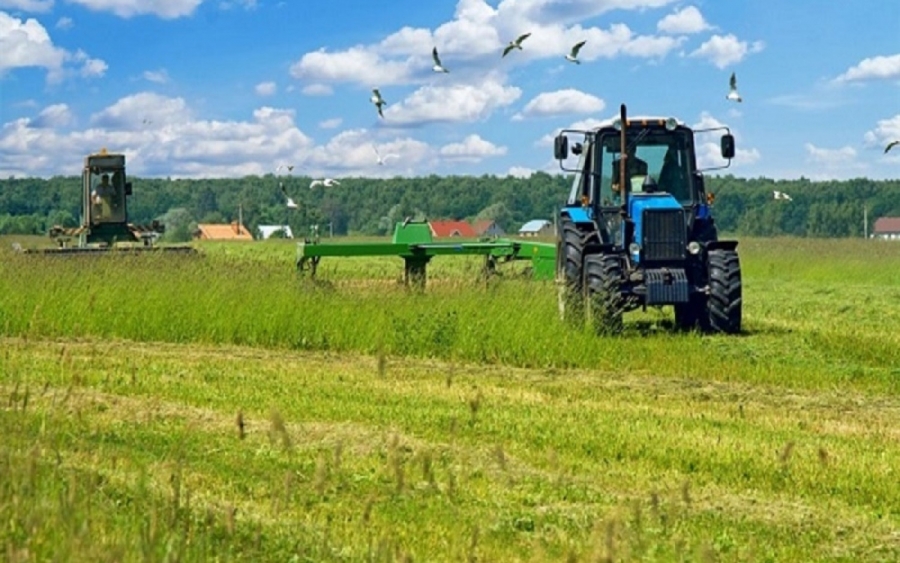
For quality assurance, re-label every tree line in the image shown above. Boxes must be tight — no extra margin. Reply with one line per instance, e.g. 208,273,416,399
2,173,899,240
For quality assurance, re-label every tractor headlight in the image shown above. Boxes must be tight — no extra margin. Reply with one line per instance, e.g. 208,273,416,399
687,241,702,255
629,242,641,255
665,117,678,131
612,118,623,131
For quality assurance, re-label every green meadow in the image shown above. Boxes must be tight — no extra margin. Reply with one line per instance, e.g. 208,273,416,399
1,235,899,561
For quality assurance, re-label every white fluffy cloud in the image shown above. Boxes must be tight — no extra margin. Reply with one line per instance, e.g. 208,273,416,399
863,114,900,148
0,13,106,81
835,53,900,83
0,93,320,178
142,68,169,83
55,16,73,29
66,0,203,19
657,6,710,34
255,81,277,96
0,12,66,76
693,112,759,169
288,0,689,91
303,128,430,175
383,79,522,126
439,134,506,162
690,34,764,69
506,165,535,178
804,143,856,164
30,103,74,128
301,83,332,96
515,89,605,120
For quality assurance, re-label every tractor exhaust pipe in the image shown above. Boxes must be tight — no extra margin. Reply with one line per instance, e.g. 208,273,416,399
619,103,628,206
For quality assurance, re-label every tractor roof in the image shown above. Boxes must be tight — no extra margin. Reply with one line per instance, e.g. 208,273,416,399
590,115,687,132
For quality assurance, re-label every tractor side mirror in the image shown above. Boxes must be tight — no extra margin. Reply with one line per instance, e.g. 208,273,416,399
125,181,133,196
721,134,735,159
554,134,569,160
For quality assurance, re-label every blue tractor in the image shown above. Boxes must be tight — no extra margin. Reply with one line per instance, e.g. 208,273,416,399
553,104,741,334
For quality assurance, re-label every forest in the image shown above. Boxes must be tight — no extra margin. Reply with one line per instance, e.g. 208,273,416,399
1,173,899,240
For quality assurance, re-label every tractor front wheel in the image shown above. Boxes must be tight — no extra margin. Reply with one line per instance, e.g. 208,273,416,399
584,254,624,335
557,219,585,324
704,249,742,334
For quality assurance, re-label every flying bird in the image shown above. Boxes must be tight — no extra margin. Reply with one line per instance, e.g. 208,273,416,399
727,72,742,103
373,145,399,166
502,33,531,57
773,190,792,201
432,46,449,73
885,140,899,154
370,88,387,118
565,40,586,64
309,178,340,189
280,182,298,209
276,164,294,173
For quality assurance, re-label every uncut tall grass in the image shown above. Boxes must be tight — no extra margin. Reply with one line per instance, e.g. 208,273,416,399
2,236,900,392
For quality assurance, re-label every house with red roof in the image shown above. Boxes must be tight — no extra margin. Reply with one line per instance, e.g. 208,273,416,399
428,220,478,238
873,217,900,240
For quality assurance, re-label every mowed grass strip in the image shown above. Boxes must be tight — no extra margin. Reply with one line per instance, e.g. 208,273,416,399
2,337,898,561
2,237,900,394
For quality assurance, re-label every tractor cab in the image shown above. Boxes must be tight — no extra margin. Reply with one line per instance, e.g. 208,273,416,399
553,104,742,334
79,150,136,247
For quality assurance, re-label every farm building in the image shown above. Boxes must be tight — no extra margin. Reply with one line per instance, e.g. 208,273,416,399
257,225,294,240
872,217,900,240
518,219,553,237
429,220,478,238
473,219,505,237
194,222,254,241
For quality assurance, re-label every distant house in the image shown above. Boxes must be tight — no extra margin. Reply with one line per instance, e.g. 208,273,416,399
429,220,478,238
473,219,505,237
257,225,294,240
194,222,254,241
518,219,553,237
873,217,900,240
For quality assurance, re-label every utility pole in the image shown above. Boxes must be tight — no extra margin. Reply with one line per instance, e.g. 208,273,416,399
864,204,868,239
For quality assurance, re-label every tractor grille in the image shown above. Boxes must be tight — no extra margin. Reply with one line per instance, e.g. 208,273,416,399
642,209,686,262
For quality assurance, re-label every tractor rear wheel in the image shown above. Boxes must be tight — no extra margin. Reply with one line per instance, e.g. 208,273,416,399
584,254,624,335
557,219,585,324
704,249,742,334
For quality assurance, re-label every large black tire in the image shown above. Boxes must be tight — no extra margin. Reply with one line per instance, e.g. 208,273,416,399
705,249,742,334
584,254,624,335
557,220,585,324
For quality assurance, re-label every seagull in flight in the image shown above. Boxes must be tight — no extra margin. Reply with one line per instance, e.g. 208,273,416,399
370,88,387,118
280,182,298,209
773,190,792,201
432,46,449,73
373,145,399,166
502,33,531,57
276,164,294,174
309,178,340,189
727,72,742,103
885,140,899,154
565,40,586,64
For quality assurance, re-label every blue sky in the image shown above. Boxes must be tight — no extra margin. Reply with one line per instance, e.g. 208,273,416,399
1,0,898,180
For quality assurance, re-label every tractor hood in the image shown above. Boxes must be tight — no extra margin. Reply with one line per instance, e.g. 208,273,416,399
628,193,684,264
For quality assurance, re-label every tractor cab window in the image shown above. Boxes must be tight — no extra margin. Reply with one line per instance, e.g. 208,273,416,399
598,130,694,205
91,169,126,223
565,141,593,206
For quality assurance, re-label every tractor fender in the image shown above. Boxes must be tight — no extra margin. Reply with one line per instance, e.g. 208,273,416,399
705,240,739,252
562,207,593,225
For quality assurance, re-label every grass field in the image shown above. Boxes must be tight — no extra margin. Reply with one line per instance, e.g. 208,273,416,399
1,234,899,561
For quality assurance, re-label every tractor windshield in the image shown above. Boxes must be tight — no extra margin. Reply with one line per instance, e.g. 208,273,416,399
90,168,126,224
596,128,694,207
